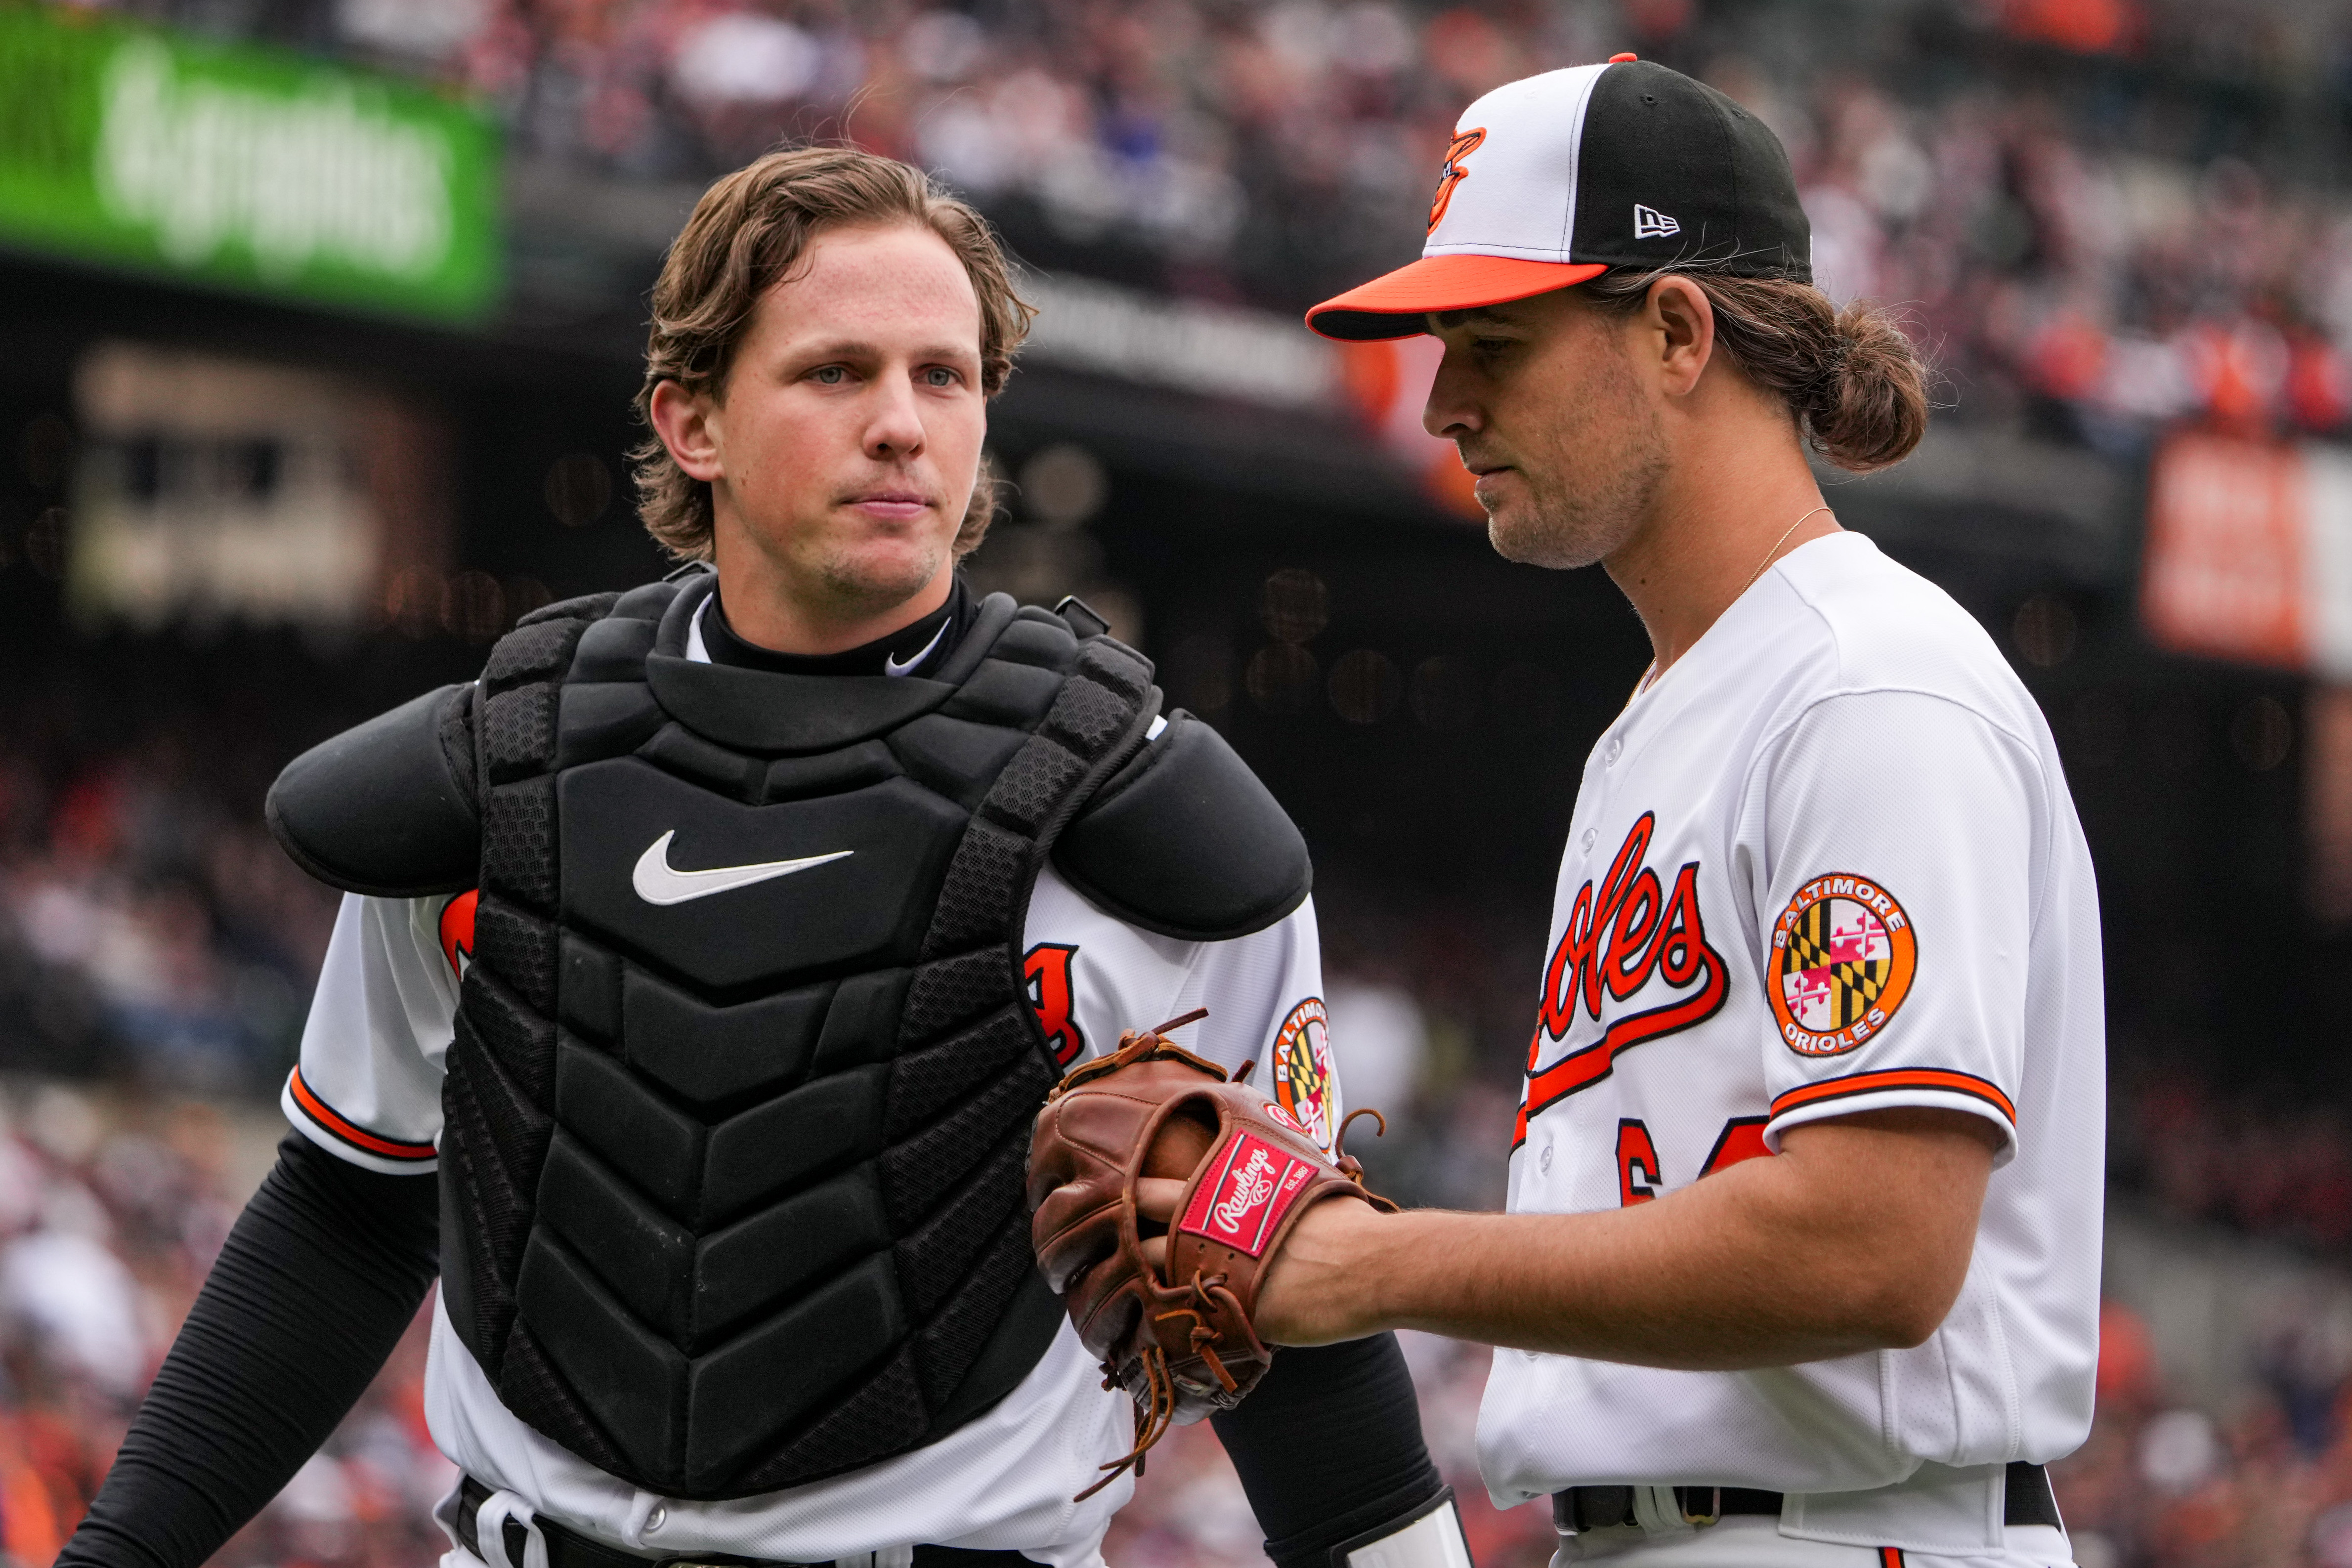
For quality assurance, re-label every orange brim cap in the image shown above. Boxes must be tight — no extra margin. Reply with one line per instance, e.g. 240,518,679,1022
1305,254,1607,341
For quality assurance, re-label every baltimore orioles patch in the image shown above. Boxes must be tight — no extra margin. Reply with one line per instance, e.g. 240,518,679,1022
1768,874,1917,1057
1271,997,1336,1149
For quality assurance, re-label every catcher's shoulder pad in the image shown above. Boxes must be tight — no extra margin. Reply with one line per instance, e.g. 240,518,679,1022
265,682,479,897
1052,712,1310,942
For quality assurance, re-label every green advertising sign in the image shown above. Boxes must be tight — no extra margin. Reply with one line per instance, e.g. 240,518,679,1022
0,4,500,321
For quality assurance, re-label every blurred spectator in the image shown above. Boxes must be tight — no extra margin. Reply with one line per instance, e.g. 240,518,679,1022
1324,976,1427,1113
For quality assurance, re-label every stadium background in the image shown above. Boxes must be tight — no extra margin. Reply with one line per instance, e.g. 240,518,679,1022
1,0,2351,1562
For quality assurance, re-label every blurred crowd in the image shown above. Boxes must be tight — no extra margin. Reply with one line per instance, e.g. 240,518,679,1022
0,1079,454,1564
0,694,338,1098
60,0,2352,449
2049,1298,2352,1568
2120,1071,2352,1254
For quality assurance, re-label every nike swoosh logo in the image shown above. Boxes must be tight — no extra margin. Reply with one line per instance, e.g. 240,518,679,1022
883,619,950,677
630,831,854,907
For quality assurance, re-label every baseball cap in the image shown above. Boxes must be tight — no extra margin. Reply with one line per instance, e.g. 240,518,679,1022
1306,56,1812,341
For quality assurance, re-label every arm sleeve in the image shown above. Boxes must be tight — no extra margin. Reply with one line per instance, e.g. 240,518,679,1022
1752,690,2048,1162
1212,1335,1448,1568
55,1132,440,1568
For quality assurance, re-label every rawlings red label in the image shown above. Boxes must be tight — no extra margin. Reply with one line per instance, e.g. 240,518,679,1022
1178,1133,1318,1258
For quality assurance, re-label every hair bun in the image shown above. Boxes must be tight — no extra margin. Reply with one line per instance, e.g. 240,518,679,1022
1809,301,1927,473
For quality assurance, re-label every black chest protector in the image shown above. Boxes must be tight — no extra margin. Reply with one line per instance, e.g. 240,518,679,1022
439,571,1156,1498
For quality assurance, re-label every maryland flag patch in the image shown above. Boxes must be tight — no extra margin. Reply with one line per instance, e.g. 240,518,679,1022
1767,874,1918,1058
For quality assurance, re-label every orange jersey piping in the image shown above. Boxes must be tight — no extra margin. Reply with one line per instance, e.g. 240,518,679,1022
1770,1067,2015,1127
287,1067,437,1163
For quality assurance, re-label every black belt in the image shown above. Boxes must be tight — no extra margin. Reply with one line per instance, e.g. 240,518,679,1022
456,1477,1040,1568
1552,1486,1784,1532
1554,1461,2061,1534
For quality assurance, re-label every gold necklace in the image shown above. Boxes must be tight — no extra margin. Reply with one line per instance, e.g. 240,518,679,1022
1740,503,1834,597
1635,503,1838,699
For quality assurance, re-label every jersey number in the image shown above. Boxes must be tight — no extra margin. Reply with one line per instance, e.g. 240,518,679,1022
1614,1116,1773,1205
1025,943,1083,1065
1617,1120,1661,1204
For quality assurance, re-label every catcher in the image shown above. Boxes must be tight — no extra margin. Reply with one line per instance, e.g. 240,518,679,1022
1032,58,2100,1568
60,146,1468,1568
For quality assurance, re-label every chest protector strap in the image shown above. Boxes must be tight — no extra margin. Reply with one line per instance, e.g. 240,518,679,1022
437,576,1157,1498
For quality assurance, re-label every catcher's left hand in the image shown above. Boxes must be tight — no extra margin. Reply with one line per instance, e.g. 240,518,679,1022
1026,1009,1395,1499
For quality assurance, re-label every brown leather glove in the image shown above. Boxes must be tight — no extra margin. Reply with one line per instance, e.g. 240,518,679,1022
1027,1010,1396,1500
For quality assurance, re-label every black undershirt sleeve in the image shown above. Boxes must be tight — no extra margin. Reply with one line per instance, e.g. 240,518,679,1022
57,1131,441,1568
1212,1334,1449,1568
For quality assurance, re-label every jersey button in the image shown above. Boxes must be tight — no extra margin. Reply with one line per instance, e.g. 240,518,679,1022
1604,736,1623,765
1539,1143,1555,1172
1581,827,1598,852
646,1504,667,1531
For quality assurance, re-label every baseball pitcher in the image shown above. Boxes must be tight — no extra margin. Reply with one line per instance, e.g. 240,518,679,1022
1029,58,2102,1568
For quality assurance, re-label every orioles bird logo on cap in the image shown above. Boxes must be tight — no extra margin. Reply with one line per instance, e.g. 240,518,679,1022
1428,127,1486,232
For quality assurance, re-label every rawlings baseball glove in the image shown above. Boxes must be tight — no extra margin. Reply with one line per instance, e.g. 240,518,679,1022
1027,1009,1396,1499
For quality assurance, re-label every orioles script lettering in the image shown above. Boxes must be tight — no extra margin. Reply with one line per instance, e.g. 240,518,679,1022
1517,812,1730,1145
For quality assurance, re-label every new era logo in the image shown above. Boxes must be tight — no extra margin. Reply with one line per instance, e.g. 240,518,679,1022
1634,204,1681,239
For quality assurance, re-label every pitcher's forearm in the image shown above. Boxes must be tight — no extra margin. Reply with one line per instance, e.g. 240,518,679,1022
1279,1202,1883,1367
1261,1109,2000,1367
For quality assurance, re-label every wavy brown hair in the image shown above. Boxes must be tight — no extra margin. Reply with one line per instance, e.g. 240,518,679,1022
1583,267,1929,473
631,146,1036,561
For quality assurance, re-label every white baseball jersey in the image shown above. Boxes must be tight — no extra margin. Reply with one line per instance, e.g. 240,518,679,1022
1477,533,2103,1557
280,774,1339,1562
